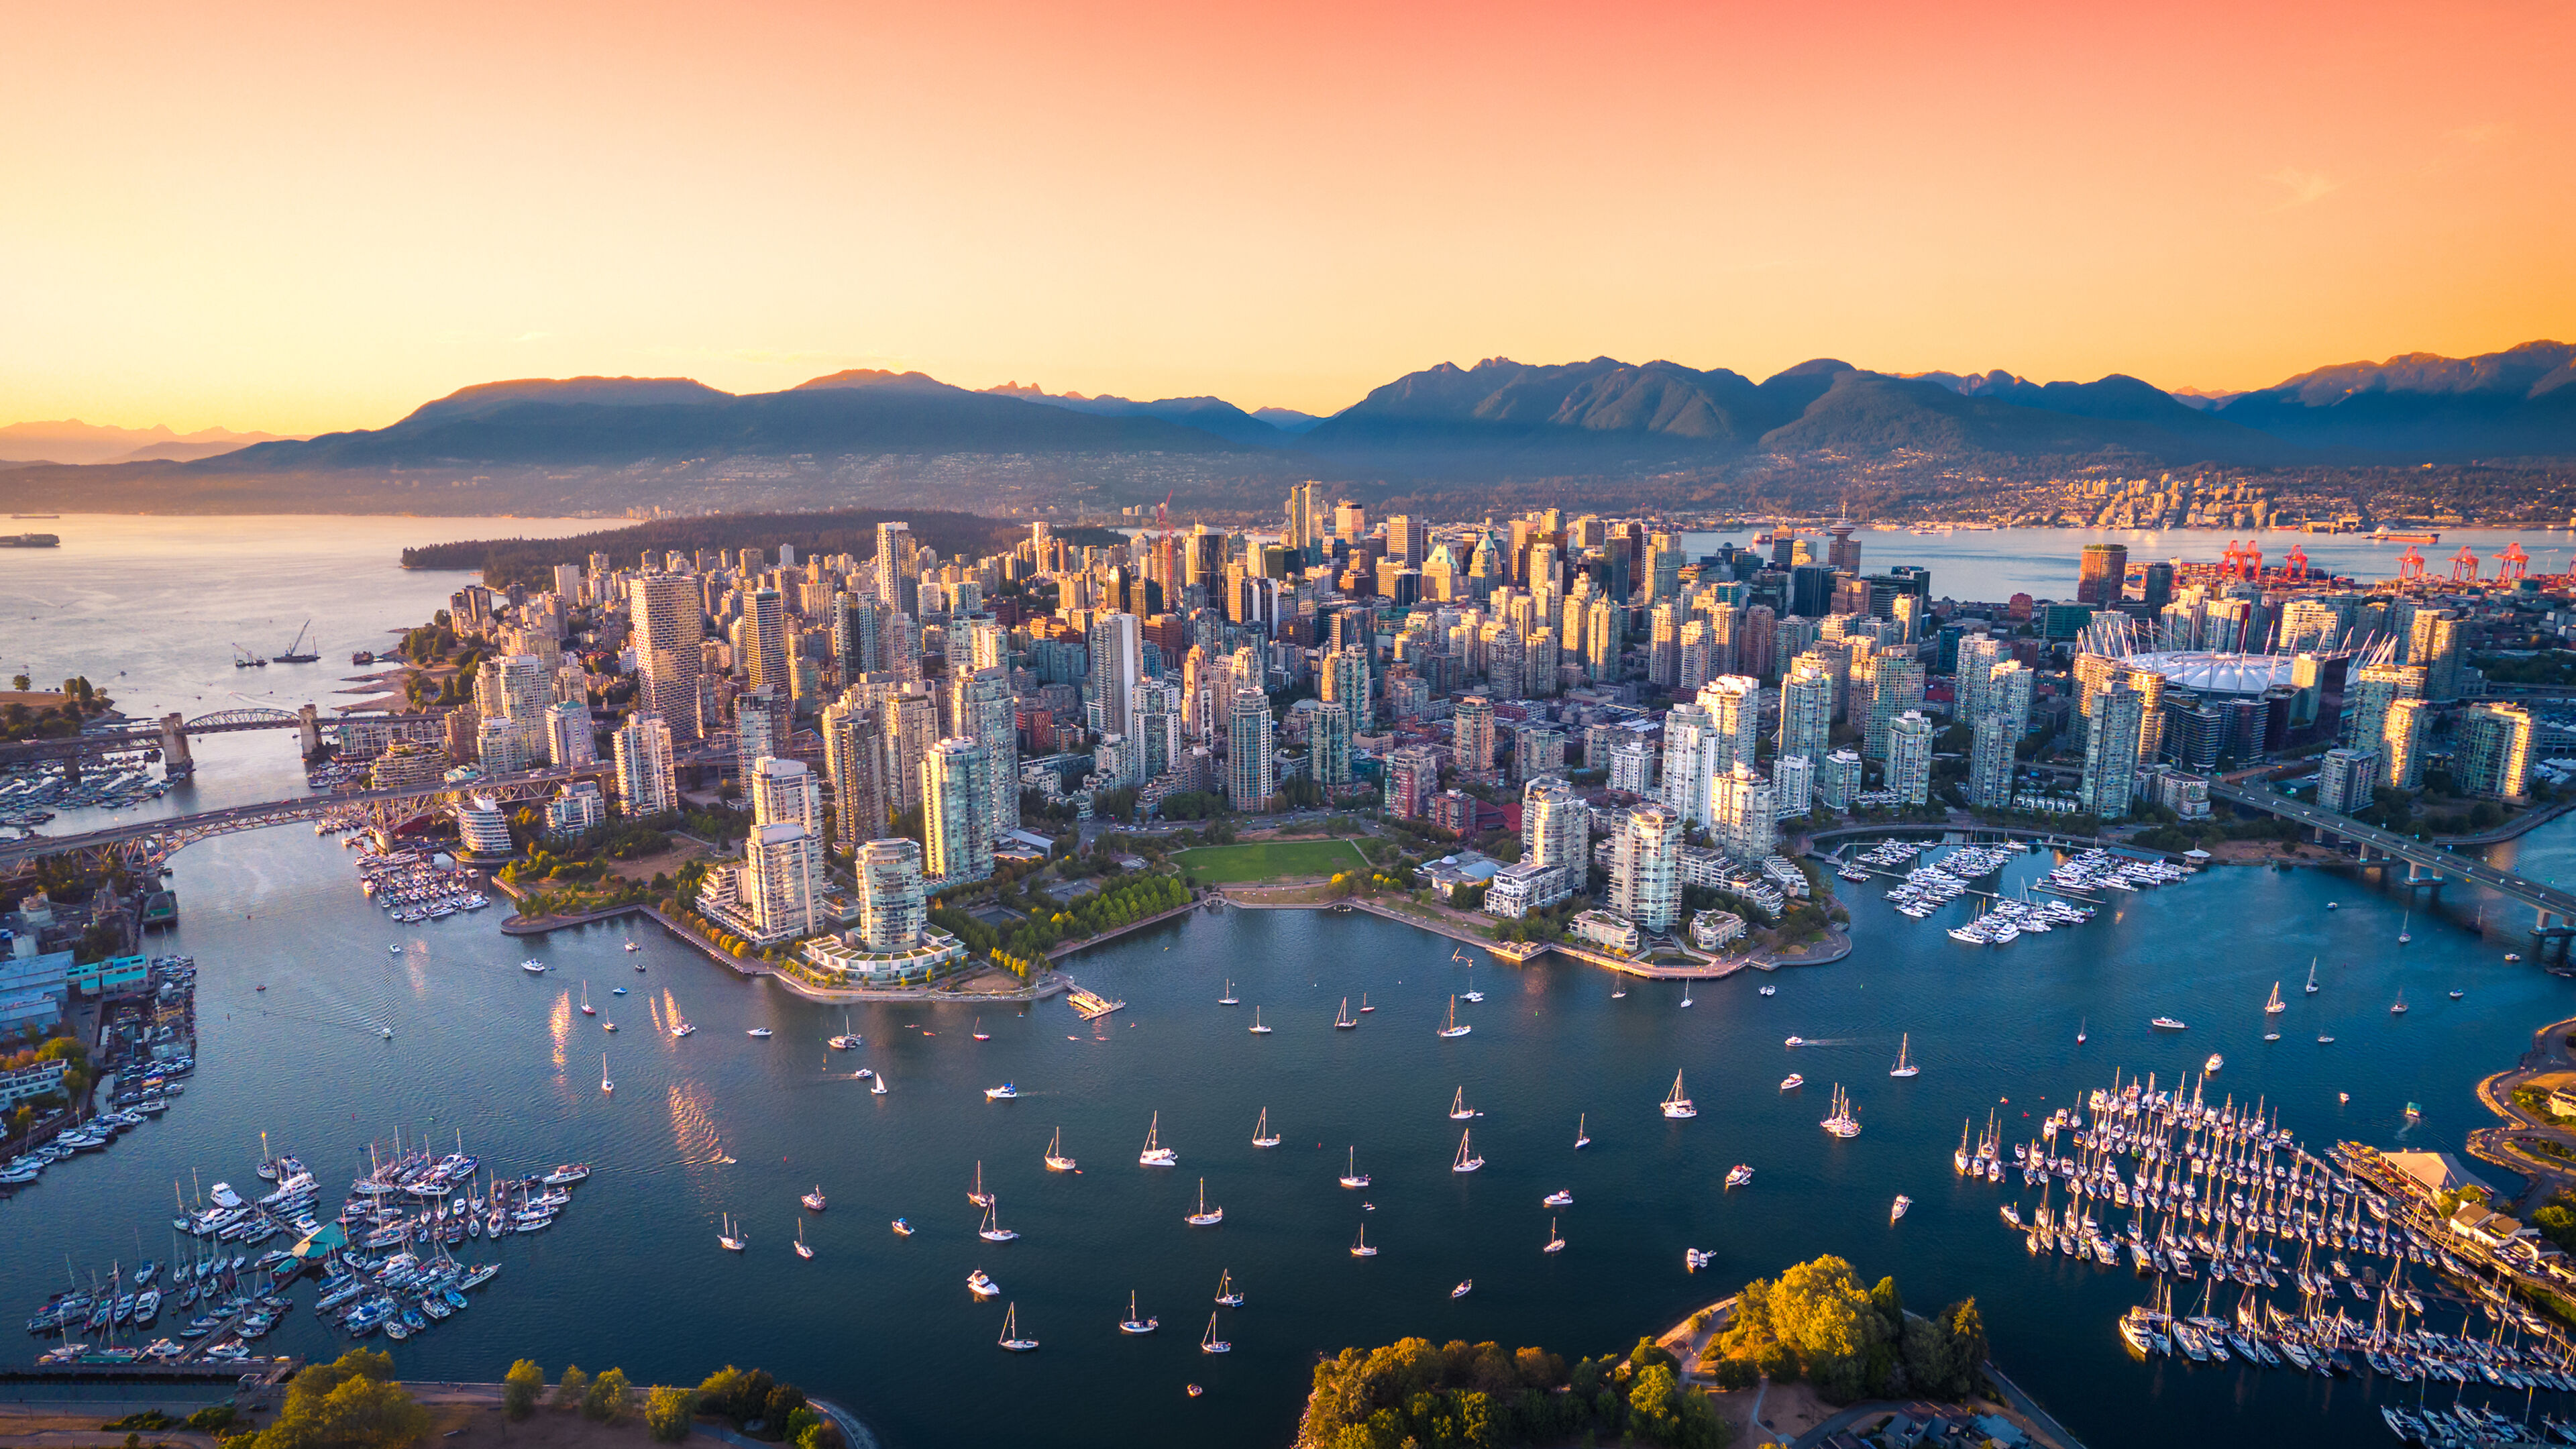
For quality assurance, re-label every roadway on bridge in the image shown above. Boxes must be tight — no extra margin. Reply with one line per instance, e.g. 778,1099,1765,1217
2210,781,2576,922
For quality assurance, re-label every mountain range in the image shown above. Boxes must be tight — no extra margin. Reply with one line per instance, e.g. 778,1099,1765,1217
3,341,2569,515
0,419,302,466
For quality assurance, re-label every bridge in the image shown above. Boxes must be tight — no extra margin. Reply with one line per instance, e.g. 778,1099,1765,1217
0,706,449,777
2209,780,2576,953
0,765,608,880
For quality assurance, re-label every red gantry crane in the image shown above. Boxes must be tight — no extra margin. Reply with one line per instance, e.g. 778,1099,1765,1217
2449,545,2482,583
2398,545,2428,583
2497,541,2530,582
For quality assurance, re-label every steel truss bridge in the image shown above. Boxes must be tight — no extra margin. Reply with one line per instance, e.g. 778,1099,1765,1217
0,705,449,775
0,765,608,881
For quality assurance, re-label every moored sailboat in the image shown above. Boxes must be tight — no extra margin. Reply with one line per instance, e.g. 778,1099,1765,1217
1889,1033,1919,1078
1044,1128,1077,1172
1660,1070,1697,1119
1251,1109,1281,1148
1139,1112,1178,1167
1452,1128,1484,1173
1437,996,1471,1038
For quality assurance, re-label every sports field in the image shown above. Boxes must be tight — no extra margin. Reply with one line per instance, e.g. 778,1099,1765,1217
1169,838,1371,883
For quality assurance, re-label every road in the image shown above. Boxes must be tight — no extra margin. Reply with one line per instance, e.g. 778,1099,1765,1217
2210,782,2576,923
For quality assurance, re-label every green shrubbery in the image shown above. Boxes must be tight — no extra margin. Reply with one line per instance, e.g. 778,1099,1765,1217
1299,1336,1727,1449
1701,1256,1985,1403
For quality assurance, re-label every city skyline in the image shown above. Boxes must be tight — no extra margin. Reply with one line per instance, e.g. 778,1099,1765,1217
5,1,2571,434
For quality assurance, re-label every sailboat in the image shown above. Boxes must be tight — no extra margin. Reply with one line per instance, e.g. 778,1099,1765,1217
997,1303,1038,1352
1199,1311,1231,1354
829,1013,860,1050
1821,1084,1862,1137
1455,949,1483,1002
969,1163,993,1208
1437,997,1471,1038
1339,1148,1371,1189
600,1052,612,1095
1218,980,1239,1005
1660,1071,1697,1119
2390,989,2409,1016
1214,1271,1243,1307
870,1068,887,1095
1185,1179,1224,1226
580,981,595,1016
1543,1217,1566,1254
1611,980,1627,1000
1119,1291,1158,1334
1044,1128,1077,1172
1452,1128,1484,1173
1679,981,1693,1008
1448,1086,1478,1120
717,1214,745,1252
972,1018,990,1041
1251,1109,1281,1148
1573,1114,1591,1150
2305,959,2320,995
1248,1007,1271,1035
1889,1033,1920,1078
2265,982,2286,1014
979,1200,1020,1242
1359,993,1375,1014
794,1220,813,1260
1139,1112,1179,1167
1334,997,1357,1029
1351,1224,1378,1257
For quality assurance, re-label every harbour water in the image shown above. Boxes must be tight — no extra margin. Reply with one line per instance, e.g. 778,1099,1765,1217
9,517,2576,1448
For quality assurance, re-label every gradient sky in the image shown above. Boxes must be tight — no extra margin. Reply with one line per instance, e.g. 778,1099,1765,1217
5,0,2571,434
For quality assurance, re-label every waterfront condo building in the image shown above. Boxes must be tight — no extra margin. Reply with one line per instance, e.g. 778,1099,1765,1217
1386,744,1441,820
751,755,822,835
2316,747,2379,814
453,795,514,859
2381,697,2432,790
1226,684,1277,811
2079,682,2146,820
1886,710,1934,806
2457,702,2536,802
746,821,822,941
611,715,677,818
1819,749,1864,810
1610,803,1681,936
544,780,608,840
1709,761,1777,862
1772,753,1814,818
923,737,995,884
859,838,928,950
1968,711,2017,810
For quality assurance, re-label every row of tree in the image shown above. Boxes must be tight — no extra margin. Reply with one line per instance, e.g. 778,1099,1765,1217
1299,1335,1727,1449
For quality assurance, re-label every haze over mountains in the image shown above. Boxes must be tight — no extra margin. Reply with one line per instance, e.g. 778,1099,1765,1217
2,341,2569,516
0,419,302,466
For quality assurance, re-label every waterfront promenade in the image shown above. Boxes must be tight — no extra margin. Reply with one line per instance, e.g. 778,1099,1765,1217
2471,1012,2576,1208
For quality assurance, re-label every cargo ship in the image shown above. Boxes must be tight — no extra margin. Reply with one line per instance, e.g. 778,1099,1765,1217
0,533,60,548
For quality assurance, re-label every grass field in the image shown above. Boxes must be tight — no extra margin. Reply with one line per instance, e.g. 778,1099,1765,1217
1171,838,1371,883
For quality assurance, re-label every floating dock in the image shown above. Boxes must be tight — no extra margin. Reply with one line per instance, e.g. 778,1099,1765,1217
1068,985,1125,1020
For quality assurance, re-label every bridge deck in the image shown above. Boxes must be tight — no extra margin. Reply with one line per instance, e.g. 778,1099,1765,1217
2210,782,2576,922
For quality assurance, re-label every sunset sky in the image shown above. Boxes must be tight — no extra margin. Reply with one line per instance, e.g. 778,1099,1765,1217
5,0,2571,434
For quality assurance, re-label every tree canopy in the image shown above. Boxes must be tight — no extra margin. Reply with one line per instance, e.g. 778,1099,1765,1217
1703,1254,1986,1403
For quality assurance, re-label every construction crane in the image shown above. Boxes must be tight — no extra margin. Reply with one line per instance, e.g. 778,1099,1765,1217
2449,545,2481,584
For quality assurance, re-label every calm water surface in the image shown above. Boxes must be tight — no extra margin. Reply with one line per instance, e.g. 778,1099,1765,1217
9,519,2576,1448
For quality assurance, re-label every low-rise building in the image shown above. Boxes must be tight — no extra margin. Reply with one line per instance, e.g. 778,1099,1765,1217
0,1059,67,1108
1569,909,1642,955
1689,908,1747,952
1484,861,1574,918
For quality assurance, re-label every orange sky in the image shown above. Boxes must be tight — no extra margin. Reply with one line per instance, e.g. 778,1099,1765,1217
3,0,2570,434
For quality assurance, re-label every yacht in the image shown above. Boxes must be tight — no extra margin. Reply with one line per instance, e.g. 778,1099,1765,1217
1339,1148,1371,1189
1543,1188,1573,1207
969,1162,993,1208
1118,1291,1157,1334
1044,1128,1077,1172
1251,1109,1281,1148
1438,997,1471,1038
1726,1164,1754,1189
1218,980,1238,1006
2305,960,2320,994
984,1083,1020,1101
978,1201,1020,1242
1821,1084,1862,1138
1214,1271,1243,1307
1758,984,1776,996
1139,1112,1179,1167
1184,1179,1223,1226
997,1303,1038,1352
1248,1007,1271,1035
580,982,595,1016
1660,1070,1697,1119
1573,1114,1591,1149
1890,1194,1912,1223
1452,1128,1484,1173
802,1185,827,1212
1359,994,1375,1013
794,1220,813,1260
1889,1033,1919,1079
520,960,547,975
2204,1053,2223,1074
1448,1086,1479,1120
1199,1312,1230,1354
1780,1073,1805,1091
1350,1226,1377,1258
717,1213,745,1252
1450,1280,1473,1299
1335,998,1357,1029
747,1028,773,1039
2265,982,2286,1014
2150,1016,2186,1031
829,1014,860,1050
1543,1218,1566,1254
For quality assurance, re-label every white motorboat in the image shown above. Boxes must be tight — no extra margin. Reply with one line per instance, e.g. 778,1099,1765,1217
1542,1189,1572,1207
1890,1194,1912,1224
1785,1036,1805,1048
2204,1053,2223,1073
985,1083,1020,1101
2150,1017,2186,1031
1780,1073,1804,1091
1758,984,1776,996
520,960,547,975
1725,1164,1753,1189
747,1028,773,1039
1450,1279,1472,1299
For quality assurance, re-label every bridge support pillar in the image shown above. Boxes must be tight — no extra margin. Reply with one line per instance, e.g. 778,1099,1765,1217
159,712,195,779
297,704,321,760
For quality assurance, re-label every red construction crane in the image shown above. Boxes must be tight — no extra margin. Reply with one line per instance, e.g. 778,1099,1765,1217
2449,545,2481,583
2398,545,2428,582
2283,544,2310,582
2498,541,2530,582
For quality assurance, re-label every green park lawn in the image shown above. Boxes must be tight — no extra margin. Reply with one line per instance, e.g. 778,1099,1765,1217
1171,838,1371,883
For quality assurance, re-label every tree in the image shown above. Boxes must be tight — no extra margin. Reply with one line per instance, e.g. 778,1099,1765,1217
584,1368,631,1424
645,1389,696,1444
552,1366,590,1413
251,1350,427,1449
502,1360,544,1421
